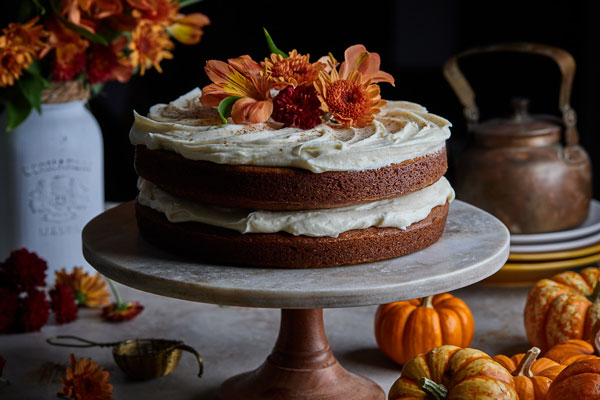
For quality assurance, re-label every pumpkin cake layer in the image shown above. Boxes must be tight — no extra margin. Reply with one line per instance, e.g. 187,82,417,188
135,201,450,269
134,145,447,211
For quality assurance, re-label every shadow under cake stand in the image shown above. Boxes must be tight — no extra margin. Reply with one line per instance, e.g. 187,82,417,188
82,200,509,400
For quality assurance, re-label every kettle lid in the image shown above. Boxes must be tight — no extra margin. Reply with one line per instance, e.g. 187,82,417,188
472,98,561,147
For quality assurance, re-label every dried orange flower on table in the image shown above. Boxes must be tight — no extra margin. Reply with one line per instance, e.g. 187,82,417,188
60,354,113,400
55,267,111,308
263,49,326,88
102,301,144,322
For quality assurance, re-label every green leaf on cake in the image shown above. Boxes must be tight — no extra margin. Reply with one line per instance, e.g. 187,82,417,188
217,96,241,125
263,28,288,58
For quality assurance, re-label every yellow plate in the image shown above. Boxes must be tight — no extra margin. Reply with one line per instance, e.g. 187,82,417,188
508,242,600,262
482,251,600,286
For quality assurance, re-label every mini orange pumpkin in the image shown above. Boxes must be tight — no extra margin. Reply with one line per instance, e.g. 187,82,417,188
388,345,518,400
544,324,600,365
493,347,566,399
374,293,474,365
524,267,600,352
546,358,600,400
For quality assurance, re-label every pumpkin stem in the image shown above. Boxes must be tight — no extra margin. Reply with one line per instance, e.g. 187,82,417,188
421,296,435,308
592,321,600,356
589,280,600,303
513,347,540,378
419,377,448,400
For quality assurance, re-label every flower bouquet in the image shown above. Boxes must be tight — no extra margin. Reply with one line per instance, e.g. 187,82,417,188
0,0,209,130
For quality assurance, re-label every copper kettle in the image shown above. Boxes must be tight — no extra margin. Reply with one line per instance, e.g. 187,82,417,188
444,43,592,234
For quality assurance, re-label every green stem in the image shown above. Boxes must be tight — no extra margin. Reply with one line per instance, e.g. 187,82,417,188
421,296,435,308
589,279,600,303
513,347,540,377
419,377,448,400
107,279,125,309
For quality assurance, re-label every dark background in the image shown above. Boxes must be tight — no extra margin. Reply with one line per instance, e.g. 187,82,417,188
16,1,600,200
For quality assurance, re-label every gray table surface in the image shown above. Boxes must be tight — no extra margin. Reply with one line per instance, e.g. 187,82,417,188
0,283,532,400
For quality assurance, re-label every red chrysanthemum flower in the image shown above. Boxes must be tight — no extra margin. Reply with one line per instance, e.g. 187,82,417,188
19,289,50,332
101,301,144,322
0,288,19,332
2,248,47,291
86,44,118,84
272,85,323,129
50,283,78,325
52,50,86,81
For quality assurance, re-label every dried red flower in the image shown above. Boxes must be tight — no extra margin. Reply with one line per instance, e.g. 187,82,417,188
2,248,47,291
50,283,78,325
272,85,323,129
19,289,50,332
101,301,144,322
52,50,86,81
0,288,19,332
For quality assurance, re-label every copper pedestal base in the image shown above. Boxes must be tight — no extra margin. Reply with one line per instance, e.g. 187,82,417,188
219,309,385,400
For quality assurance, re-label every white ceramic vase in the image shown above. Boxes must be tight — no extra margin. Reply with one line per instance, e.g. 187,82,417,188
0,97,104,283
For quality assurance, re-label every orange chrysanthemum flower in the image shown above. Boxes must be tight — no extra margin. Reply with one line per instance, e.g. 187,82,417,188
0,17,48,87
60,354,113,400
201,55,274,124
55,267,111,308
314,63,386,128
129,20,174,75
262,49,325,88
46,17,89,80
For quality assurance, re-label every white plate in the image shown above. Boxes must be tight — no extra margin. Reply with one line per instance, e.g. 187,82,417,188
510,230,600,253
510,199,600,245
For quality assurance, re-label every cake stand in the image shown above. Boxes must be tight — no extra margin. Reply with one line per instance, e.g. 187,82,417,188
82,200,509,400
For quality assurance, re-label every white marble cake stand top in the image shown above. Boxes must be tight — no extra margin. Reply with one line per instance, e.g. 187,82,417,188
82,200,509,309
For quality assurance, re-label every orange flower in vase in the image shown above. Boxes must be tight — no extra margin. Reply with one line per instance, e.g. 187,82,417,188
314,58,387,128
201,55,274,124
55,267,111,308
0,17,48,87
129,19,175,75
60,354,113,400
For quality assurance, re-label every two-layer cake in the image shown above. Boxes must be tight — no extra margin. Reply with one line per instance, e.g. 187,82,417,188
130,44,454,268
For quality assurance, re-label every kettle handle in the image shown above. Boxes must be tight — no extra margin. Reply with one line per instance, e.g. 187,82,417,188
443,42,579,147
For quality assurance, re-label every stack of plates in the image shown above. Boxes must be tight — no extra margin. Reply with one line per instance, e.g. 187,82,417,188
483,199,600,285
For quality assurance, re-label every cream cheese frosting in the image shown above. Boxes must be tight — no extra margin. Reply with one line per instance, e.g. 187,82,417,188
129,88,451,173
137,177,455,238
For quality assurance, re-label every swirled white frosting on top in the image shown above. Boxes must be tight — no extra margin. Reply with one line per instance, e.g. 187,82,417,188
129,88,451,173
137,177,455,238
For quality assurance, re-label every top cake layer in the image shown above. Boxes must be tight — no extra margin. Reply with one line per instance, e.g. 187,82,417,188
130,88,451,173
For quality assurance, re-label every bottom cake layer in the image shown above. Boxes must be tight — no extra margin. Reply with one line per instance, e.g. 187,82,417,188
135,201,450,269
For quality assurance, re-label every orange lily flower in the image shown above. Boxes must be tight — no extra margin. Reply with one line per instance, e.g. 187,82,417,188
167,13,210,45
126,0,177,25
61,0,124,33
339,44,395,86
201,55,273,124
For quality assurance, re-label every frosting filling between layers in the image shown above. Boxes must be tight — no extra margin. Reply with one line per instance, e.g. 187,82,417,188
137,177,455,238
130,88,452,173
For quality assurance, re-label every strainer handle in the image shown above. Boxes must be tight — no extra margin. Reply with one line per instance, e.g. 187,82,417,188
46,335,121,348
176,344,204,377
